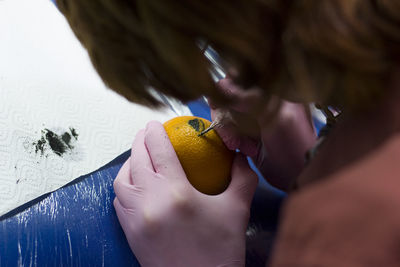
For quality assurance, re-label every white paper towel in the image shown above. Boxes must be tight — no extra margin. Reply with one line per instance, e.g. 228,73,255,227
0,0,191,216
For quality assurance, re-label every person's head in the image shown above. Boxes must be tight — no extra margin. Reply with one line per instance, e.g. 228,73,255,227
56,0,400,113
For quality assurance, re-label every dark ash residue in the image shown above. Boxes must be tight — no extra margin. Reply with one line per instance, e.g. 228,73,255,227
188,118,205,132
33,127,79,156
34,136,46,155
69,127,78,139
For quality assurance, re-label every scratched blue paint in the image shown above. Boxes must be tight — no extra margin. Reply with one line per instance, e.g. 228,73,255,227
0,96,287,266
0,99,215,266
187,99,211,121
0,150,138,266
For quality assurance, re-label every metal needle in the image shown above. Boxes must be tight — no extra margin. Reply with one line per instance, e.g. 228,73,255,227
198,120,219,136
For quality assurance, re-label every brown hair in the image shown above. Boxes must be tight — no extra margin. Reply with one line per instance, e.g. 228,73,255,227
56,0,400,111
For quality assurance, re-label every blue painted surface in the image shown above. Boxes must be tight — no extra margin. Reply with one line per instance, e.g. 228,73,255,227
0,150,138,266
0,98,287,266
187,99,211,121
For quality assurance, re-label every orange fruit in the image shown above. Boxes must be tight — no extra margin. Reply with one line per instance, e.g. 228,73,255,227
163,116,234,195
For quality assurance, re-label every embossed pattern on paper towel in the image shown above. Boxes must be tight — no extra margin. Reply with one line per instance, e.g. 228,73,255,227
0,75,178,216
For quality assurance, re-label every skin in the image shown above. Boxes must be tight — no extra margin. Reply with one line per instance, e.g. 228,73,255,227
269,85,400,266
248,75,400,266
211,78,317,191
297,79,400,187
216,73,400,191
114,73,400,266
113,123,258,267
212,74,400,266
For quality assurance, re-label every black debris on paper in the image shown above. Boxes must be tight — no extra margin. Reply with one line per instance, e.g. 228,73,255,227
32,127,79,157
34,136,47,155
62,132,71,148
69,127,78,140
46,130,67,155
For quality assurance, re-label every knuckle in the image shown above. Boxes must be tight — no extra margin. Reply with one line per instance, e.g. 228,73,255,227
166,183,194,214
170,191,193,214
141,208,162,237
129,184,195,238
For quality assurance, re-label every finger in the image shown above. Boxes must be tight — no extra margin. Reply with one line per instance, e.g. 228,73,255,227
144,121,186,179
211,108,259,157
131,129,154,186
113,160,142,209
238,136,259,157
224,153,258,206
114,159,132,186
210,108,240,151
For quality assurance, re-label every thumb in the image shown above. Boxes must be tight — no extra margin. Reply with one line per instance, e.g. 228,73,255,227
224,153,258,206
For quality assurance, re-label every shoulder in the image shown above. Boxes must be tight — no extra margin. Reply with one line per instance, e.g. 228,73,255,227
294,134,400,209
338,134,400,185
271,135,400,267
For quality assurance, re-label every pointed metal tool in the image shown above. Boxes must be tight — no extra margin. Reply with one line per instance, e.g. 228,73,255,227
198,120,219,136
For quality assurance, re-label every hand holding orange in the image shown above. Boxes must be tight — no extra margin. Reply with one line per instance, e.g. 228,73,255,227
163,116,234,195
